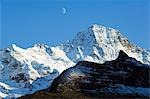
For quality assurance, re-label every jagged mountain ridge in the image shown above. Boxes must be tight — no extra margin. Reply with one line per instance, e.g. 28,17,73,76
21,51,150,98
63,24,150,64
48,51,150,98
0,24,149,98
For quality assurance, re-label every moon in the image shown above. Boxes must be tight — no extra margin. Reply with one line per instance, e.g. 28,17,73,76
62,7,66,15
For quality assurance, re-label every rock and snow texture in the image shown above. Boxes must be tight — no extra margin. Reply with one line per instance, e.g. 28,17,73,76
0,44,74,98
0,24,150,98
48,51,150,98
62,24,150,64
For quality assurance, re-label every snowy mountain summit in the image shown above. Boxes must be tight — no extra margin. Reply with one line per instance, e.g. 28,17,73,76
0,24,149,98
64,24,149,64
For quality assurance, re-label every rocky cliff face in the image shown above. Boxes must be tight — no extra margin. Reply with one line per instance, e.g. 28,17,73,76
48,51,150,98
0,24,150,98
21,51,150,98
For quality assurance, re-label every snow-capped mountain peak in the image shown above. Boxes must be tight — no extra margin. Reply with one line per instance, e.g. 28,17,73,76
0,24,149,98
0,44,74,98
63,24,150,64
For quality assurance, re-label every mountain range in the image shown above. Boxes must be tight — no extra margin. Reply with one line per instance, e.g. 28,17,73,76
22,51,150,98
0,24,149,98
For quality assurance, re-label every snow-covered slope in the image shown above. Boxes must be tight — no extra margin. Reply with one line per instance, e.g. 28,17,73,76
62,24,150,64
0,24,149,98
0,44,74,98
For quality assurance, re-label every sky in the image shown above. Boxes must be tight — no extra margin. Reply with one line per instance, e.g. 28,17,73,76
0,0,150,49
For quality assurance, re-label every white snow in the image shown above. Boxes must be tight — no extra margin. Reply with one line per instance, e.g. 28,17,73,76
0,24,149,98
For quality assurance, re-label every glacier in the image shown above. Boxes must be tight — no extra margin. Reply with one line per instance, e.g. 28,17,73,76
0,24,149,98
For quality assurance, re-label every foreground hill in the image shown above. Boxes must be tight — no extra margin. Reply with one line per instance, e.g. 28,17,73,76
21,51,150,98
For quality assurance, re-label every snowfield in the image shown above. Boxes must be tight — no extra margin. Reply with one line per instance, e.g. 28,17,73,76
0,24,150,98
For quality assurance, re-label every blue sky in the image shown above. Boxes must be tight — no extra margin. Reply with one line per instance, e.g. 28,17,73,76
1,0,150,49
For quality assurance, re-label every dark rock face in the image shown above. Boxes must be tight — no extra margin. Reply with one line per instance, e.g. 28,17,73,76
48,50,150,98
11,73,28,83
21,51,150,98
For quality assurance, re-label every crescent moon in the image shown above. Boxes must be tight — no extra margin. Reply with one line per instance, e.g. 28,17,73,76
62,8,66,14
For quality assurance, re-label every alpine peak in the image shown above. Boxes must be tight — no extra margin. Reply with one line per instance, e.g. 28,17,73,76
0,24,149,98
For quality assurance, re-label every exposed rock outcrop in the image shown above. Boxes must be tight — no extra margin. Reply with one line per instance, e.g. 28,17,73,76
21,51,150,98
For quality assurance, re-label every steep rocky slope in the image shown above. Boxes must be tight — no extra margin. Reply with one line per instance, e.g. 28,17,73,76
0,24,149,98
22,51,150,98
